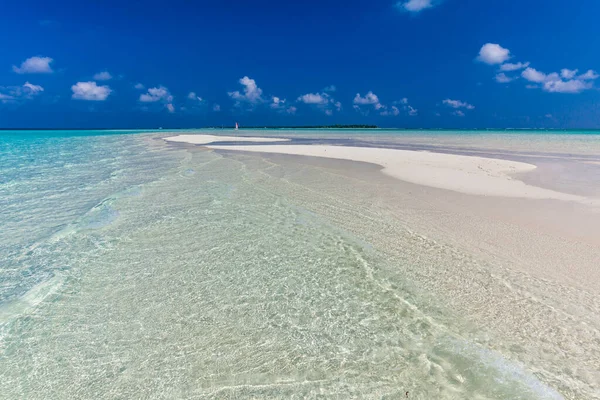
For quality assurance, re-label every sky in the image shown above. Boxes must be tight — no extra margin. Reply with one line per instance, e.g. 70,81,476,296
1,0,600,129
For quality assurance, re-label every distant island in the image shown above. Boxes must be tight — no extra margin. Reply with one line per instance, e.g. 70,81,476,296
225,125,379,129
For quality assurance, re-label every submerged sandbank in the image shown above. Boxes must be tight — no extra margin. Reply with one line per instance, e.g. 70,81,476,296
206,144,593,203
163,134,290,145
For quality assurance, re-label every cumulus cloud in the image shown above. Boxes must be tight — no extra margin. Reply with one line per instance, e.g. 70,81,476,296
297,93,329,105
353,91,386,115
543,79,592,94
297,91,340,114
521,67,597,93
477,43,511,65
270,96,285,109
495,73,514,83
479,44,598,94
269,96,296,114
443,99,474,109
453,110,466,117
71,81,111,101
380,106,401,116
228,76,264,105
354,91,380,106
500,62,529,72
12,56,54,74
93,71,112,81
396,0,438,13
138,86,174,111
560,69,578,79
134,83,145,90
521,67,547,83
140,86,173,103
578,69,599,80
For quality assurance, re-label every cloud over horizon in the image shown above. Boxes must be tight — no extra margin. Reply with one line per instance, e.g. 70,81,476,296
71,81,111,101
228,76,264,106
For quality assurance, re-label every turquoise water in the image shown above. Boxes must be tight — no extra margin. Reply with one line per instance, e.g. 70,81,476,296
0,129,584,398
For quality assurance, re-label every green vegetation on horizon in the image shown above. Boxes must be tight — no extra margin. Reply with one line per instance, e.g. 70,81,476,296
232,124,379,129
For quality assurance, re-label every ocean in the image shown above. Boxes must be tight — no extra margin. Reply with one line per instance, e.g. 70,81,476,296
2,129,596,399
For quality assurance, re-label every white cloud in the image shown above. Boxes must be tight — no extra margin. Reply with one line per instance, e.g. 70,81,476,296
71,81,111,101
543,79,592,94
166,103,175,113
270,96,285,108
213,104,221,112
500,62,529,72
400,97,409,104
134,83,145,90
0,92,15,102
453,110,466,117
495,73,514,83
521,67,597,93
407,105,418,116
578,69,599,80
0,82,45,102
139,86,173,103
297,91,340,114
23,82,44,95
353,91,385,115
480,45,599,94
381,105,400,116
323,85,336,92
12,56,54,74
228,76,263,105
477,43,511,65
396,0,435,13
270,96,295,114
93,71,112,81
521,67,547,83
353,91,380,106
560,69,578,79
443,99,474,109
298,93,329,104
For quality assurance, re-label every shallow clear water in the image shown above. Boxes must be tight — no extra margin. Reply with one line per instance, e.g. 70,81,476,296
0,129,588,398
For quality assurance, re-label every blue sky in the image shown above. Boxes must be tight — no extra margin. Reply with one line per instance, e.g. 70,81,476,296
1,0,599,129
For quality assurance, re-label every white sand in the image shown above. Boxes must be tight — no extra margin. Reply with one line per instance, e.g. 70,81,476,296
207,144,593,203
164,134,290,145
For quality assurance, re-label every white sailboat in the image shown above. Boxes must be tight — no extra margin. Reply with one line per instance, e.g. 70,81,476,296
235,122,239,131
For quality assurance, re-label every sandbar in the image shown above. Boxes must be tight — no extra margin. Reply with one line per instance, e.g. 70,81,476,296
207,144,592,203
164,134,290,145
